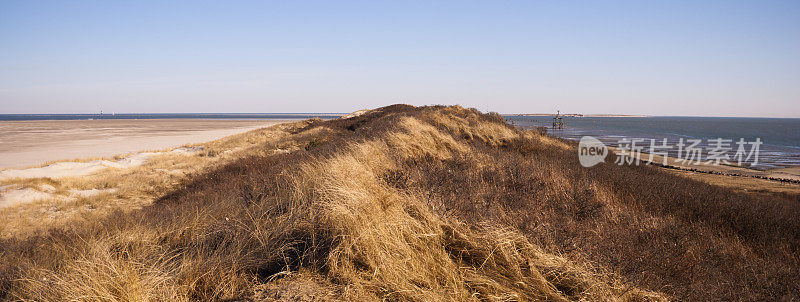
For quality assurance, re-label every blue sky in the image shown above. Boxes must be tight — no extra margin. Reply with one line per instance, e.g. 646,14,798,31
1,1,798,117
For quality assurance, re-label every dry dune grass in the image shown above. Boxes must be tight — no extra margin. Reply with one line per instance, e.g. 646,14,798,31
294,136,654,300
1,104,798,301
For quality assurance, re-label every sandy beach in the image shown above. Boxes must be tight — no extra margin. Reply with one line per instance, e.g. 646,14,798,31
0,117,308,235
0,119,297,170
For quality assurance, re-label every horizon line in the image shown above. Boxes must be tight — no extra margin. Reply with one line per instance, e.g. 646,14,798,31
1,112,799,119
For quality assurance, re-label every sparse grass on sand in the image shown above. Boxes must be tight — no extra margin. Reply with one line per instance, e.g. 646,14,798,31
1,105,798,301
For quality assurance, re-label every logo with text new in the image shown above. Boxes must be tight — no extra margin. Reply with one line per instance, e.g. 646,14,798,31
579,136,607,167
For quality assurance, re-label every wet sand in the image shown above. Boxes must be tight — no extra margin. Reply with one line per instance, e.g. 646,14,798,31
0,119,297,169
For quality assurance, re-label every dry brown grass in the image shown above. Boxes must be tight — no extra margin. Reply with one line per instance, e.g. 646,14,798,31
1,104,796,301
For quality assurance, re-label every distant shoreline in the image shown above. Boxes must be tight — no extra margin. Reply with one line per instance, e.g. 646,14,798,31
509,113,649,117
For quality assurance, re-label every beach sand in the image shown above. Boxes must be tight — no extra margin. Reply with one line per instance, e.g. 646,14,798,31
0,119,297,170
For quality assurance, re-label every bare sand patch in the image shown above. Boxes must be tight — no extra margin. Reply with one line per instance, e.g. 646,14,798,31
0,187,55,208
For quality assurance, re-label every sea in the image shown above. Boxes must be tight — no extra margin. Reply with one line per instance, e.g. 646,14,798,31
1,113,797,170
505,115,800,170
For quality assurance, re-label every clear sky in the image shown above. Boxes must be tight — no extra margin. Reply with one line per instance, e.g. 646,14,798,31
1,1,798,117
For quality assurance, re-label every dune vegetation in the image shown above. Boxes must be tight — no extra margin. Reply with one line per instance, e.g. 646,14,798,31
1,105,798,301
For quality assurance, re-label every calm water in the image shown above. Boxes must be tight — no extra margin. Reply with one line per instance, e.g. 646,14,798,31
506,115,800,170
0,113,342,121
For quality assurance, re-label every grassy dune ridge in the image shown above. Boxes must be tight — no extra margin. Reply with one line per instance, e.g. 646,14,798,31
1,105,798,300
